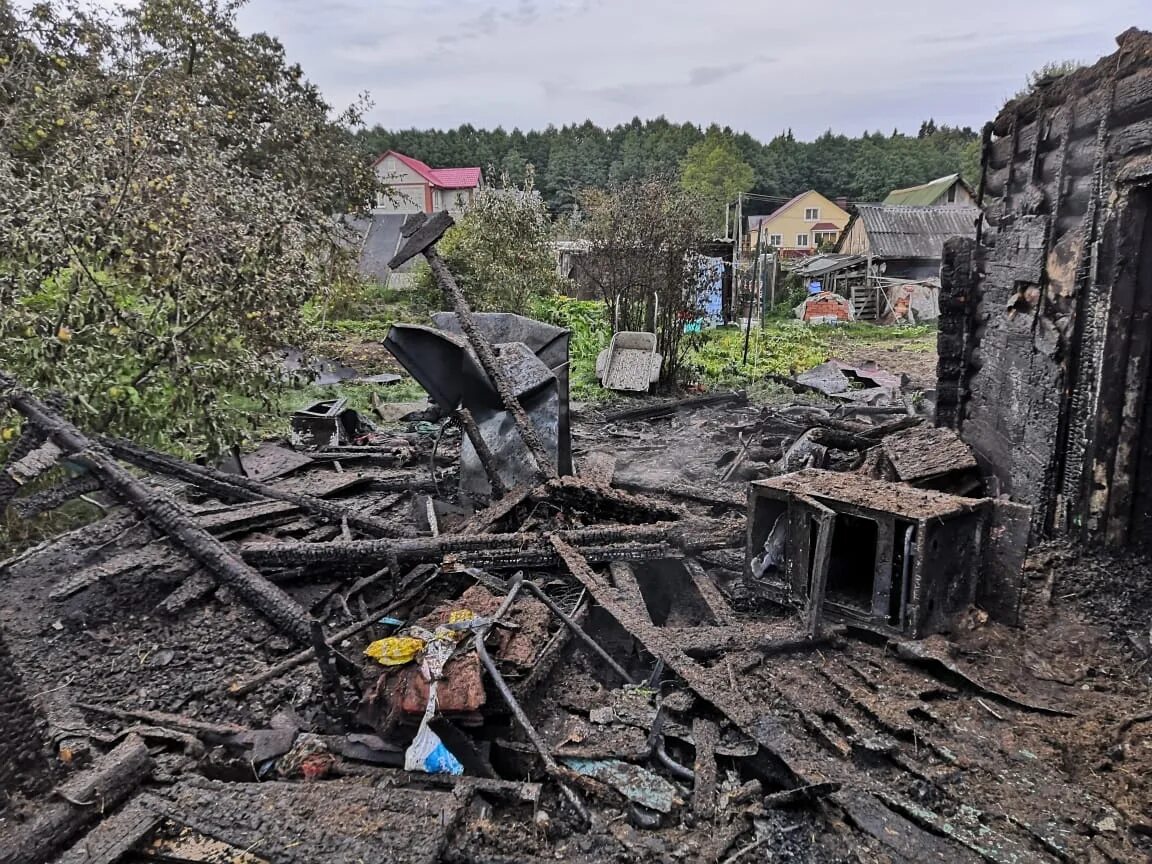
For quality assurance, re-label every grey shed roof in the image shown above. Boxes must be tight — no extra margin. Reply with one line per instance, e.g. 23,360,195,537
851,205,979,259
791,253,867,278
338,213,416,283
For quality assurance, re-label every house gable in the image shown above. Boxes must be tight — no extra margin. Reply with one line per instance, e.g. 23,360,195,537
372,150,483,215
884,174,975,207
749,191,850,252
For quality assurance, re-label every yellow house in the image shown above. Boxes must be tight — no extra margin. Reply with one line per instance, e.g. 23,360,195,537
745,191,850,259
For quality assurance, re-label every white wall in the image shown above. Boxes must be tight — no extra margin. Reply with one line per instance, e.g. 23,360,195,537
374,154,427,213
433,188,473,215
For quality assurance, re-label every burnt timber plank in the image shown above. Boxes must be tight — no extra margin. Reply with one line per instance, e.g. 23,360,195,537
548,536,982,863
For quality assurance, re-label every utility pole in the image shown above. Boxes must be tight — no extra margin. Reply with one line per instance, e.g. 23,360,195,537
731,192,743,322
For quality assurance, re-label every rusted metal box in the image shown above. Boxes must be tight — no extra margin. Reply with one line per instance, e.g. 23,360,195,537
746,470,990,638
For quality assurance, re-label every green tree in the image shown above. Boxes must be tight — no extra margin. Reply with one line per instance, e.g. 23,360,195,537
679,131,755,232
413,167,565,315
959,138,982,193
499,148,527,186
576,180,713,385
357,118,979,214
0,0,380,453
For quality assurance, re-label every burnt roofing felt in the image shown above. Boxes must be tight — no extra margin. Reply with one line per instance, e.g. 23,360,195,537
849,204,980,259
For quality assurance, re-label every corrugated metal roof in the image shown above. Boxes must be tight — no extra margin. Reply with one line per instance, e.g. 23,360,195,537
791,253,867,277
883,174,968,206
853,204,979,259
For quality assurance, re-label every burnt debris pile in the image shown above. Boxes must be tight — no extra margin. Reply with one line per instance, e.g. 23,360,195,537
4,69,1152,860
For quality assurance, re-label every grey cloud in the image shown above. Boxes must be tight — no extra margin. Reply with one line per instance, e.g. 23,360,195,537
688,63,748,87
236,0,1152,141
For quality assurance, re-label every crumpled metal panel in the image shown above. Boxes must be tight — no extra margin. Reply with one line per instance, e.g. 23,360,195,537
561,757,681,813
384,313,572,497
431,312,572,475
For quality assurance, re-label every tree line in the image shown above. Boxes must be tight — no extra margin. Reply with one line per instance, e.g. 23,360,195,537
356,117,981,217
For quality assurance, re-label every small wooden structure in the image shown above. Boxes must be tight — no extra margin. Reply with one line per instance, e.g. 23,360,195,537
746,470,990,638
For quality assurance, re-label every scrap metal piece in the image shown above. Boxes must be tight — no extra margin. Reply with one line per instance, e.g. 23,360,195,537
396,213,557,485
388,210,455,270
385,311,573,497
455,406,508,498
561,757,681,813
289,398,360,449
432,310,573,477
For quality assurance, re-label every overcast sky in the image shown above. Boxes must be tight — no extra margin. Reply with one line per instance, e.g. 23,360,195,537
236,0,1152,140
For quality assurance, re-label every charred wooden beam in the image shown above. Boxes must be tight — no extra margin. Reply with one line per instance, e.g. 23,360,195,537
99,436,416,539
807,428,875,452
0,424,48,511
458,483,532,535
0,735,151,864
536,475,686,523
228,568,439,697
238,519,740,568
0,376,313,644
11,474,103,519
860,415,924,439
691,717,719,820
614,479,746,511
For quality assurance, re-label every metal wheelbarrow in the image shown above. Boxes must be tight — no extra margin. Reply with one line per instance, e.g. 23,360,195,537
595,331,662,392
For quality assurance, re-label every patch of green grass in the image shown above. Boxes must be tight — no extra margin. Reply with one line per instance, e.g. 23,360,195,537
681,322,831,391
829,322,936,342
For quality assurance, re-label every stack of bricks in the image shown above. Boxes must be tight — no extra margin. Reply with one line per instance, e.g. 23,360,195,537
0,629,50,805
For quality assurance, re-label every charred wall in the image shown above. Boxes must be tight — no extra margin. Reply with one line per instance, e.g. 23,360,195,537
939,27,1152,546
0,629,50,804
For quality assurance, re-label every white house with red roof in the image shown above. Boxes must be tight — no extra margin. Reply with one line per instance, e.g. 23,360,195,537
372,150,484,216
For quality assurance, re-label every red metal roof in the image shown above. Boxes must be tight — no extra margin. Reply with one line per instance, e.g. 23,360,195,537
812,222,840,231
429,167,482,189
372,150,482,190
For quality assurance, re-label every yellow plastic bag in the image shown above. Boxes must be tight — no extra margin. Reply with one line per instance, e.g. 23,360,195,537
364,635,426,666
